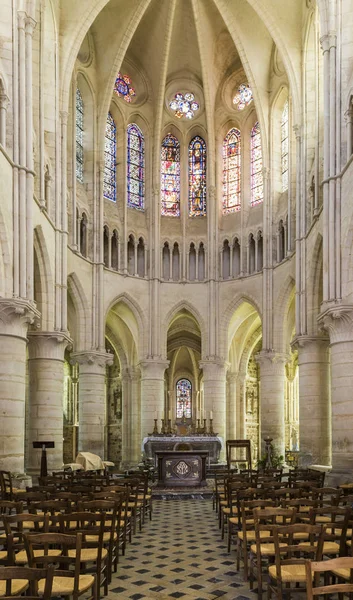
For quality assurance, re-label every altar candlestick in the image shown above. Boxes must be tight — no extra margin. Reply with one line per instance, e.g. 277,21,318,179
210,410,213,420
168,410,171,420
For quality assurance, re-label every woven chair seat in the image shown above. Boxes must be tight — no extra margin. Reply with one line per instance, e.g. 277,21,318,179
269,563,313,583
68,548,108,561
121,511,132,518
15,549,62,564
222,506,238,515
38,574,95,595
0,552,7,562
300,540,340,554
332,567,350,580
22,521,45,530
12,489,26,496
250,542,287,556
0,578,28,595
238,530,271,541
86,532,117,543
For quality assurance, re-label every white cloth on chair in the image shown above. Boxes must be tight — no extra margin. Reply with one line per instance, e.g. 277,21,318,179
75,452,105,471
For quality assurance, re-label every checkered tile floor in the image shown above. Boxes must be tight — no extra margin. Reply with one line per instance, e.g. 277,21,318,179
107,499,257,600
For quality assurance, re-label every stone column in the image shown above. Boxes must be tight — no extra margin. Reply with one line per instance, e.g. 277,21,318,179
27,332,71,473
71,351,114,458
199,359,227,458
319,305,353,479
227,371,238,440
292,335,330,466
0,299,39,472
120,367,141,468
0,91,9,148
139,360,169,438
256,350,287,457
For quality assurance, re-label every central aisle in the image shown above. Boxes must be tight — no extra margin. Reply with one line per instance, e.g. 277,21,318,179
107,498,256,600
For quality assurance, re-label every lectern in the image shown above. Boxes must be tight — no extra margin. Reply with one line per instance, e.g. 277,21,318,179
32,441,55,478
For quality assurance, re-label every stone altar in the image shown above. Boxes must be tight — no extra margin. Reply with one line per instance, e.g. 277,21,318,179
142,436,223,464
155,450,208,487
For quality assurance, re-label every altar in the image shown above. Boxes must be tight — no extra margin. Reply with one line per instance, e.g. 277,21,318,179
142,435,223,464
155,450,208,487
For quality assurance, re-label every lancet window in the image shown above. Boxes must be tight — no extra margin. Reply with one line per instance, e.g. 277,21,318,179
127,123,145,210
104,113,117,202
189,136,207,217
222,128,241,214
76,88,84,183
281,101,289,192
161,134,180,217
176,379,192,419
250,122,263,205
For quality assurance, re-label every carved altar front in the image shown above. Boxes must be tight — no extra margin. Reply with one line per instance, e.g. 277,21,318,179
155,450,208,487
142,436,223,464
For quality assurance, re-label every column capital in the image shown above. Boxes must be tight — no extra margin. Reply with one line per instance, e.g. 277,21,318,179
25,16,37,36
291,334,329,351
199,358,229,380
0,93,9,110
344,108,353,124
71,350,114,369
60,111,69,126
0,298,40,338
138,359,169,380
318,304,353,344
27,331,72,360
17,11,26,30
320,33,337,53
121,366,140,381
255,349,289,374
293,124,302,142
227,371,238,384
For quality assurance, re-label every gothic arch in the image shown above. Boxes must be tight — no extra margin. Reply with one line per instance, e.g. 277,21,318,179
0,194,11,297
238,326,262,374
307,233,323,334
220,293,262,359
105,292,147,358
163,301,206,358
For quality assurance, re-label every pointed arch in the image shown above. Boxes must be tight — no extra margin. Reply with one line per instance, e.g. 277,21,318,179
105,292,147,359
163,301,207,357
307,234,323,335
273,275,296,352
220,293,263,359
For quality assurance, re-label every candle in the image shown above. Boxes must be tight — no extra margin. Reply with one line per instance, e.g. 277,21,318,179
196,410,200,420
154,410,157,419
210,411,213,420
168,410,171,420
161,411,164,420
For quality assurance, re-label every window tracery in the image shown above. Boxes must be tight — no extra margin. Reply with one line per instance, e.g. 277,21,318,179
189,136,207,217
233,84,253,111
114,73,136,103
127,123,145,210
250,122,263,206
161,134,180,217
222,128,241,214
104,112,116,202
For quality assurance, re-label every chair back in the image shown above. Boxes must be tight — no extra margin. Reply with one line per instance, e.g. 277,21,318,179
0,565,54,600
305,556,353,598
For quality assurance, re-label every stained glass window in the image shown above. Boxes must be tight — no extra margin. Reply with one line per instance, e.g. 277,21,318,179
76,88,84,183
127,123,145,210
189,136,206,217
176,379,192,419
169,92,199,120
222,128,241,214
104,113,116,202
114,73,136,103
233,84,253,110
251,122,264,206
281,100,289,192
161,134,180,217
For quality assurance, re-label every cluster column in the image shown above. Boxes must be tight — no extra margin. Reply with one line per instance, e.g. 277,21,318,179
139,360,169,437
121,367,141,468
292,335,331,466
227,371,238,440
256,350,287,456
71,351,114,458
0,299,39,472
319,306,353,478
27,332,71,473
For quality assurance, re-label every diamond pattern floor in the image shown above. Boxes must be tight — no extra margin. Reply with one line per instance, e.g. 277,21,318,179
106,499,257,600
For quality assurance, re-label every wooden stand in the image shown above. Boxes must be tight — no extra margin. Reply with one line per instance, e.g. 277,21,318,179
32,441,55,478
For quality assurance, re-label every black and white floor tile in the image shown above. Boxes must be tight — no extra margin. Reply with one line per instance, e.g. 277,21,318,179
107,499,257,600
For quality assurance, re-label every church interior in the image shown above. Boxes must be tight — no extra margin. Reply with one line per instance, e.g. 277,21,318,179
2,0,353,597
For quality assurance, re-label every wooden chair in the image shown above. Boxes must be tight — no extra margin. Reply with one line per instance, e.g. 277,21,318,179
2,514,57,566
58,512,107,599
24,531,97,600
0,565,55,600
306,556,353,598
268,523,324,599
0,473,26,502
249,507,297,599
